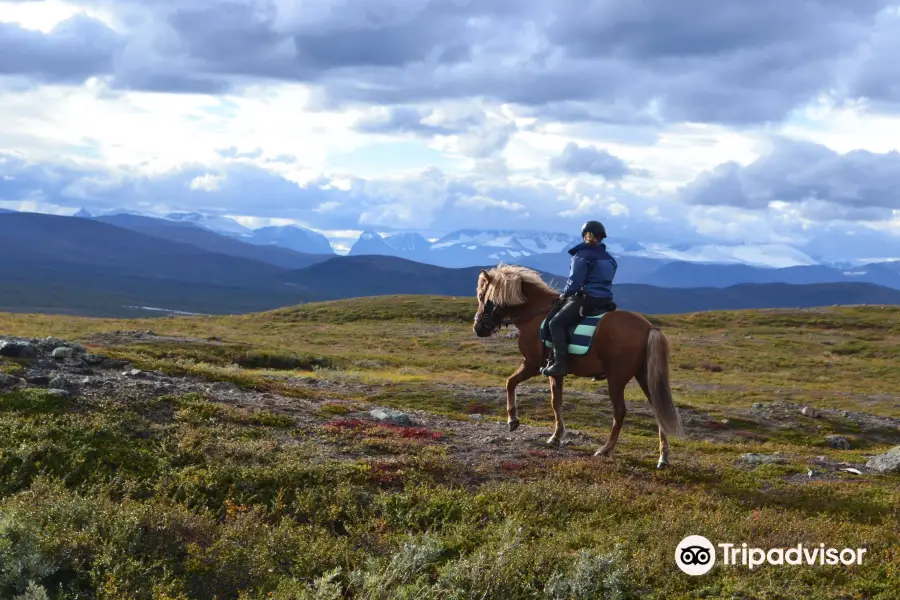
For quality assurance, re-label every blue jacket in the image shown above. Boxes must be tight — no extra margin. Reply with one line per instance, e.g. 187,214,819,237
561,242,617,300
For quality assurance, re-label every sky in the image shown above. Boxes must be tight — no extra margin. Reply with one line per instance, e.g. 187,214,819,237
3,0,900,260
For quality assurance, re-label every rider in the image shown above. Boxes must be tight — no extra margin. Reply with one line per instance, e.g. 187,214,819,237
541,220,617,377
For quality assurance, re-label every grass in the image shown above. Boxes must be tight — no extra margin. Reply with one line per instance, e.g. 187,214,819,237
1,298,899,598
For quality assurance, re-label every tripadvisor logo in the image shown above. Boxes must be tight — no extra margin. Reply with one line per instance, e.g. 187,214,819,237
675,535,868,575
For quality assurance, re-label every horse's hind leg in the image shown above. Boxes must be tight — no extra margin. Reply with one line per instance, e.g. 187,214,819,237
547,374,565,446
594,375,627,458
506,361,540,431
636,372,670,468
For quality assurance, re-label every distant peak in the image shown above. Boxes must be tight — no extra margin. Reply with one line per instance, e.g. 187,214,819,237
73,208,92,218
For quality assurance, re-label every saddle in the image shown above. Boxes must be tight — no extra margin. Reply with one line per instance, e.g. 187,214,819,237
539,300,616,356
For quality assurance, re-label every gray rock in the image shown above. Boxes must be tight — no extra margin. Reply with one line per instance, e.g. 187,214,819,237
369,407,414,426
800,406,819,418
0,373,19,388
752,403,763,409
825,435,851,450
740,452,787,465
37,337,68,351
123,369,147,378
48,376,70,390
46,389,70,398
865,446,900,474
100,358,131,370
51,347,75,360
468,413,483,420
0,340,37,358
80,354,105,366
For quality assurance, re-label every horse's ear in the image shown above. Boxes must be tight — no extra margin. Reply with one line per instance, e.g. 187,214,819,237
480,268,491,281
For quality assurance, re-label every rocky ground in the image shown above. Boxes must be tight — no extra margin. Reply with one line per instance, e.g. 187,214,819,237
3,333,900,480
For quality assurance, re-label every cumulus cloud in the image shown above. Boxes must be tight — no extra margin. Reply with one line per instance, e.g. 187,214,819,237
550,142,631,179
678,138,900,218
355,107,458,136
0,151,690,238
4,0,895,124
0,15,122,84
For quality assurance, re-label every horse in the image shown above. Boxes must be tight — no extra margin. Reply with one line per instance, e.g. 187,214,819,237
472,264,684,468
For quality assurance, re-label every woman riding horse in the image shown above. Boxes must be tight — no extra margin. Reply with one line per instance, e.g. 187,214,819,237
542,220,618,377
473,248,684,468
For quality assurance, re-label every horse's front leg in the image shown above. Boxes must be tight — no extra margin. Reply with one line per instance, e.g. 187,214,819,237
547,374,565,446
506,361,539,431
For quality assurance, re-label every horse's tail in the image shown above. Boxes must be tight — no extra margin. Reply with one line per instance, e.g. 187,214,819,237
645,328,685,438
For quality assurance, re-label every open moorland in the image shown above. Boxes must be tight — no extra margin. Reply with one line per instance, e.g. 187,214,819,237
1,296,899,599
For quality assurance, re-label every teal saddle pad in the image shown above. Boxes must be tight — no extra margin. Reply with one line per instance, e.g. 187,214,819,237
540,312,608,355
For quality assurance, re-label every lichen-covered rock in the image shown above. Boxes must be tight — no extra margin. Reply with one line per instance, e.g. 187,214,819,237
52,347,75,360
0,373,19,388
825,435,851,450
369,407,414,426
0,340,37,358
866,447,900,474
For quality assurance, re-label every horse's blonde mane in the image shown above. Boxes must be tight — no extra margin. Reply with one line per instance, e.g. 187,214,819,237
482,263,558,306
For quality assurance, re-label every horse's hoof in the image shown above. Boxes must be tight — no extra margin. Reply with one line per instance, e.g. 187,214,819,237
656,460,670,469
594,448,613,458
508,419,520,432
547,436,561,447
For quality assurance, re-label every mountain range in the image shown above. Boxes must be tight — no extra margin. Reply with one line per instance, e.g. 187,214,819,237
65,207,900,291
2,209,900,318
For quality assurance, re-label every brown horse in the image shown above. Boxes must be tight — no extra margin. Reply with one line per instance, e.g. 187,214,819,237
472,264,684,468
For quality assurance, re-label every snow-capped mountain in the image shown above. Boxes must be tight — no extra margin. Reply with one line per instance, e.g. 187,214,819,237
613,242,819,269
165,212,252,236
349,231,403,257
384,233,432,254
246,225,335,255
347,229,825,271
431,229,577,255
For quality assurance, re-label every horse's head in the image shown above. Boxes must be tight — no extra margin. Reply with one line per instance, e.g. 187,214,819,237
473,268,501,337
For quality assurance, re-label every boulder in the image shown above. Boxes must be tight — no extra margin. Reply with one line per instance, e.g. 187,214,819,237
825,435,851,450
0,340,37,358
52,347,75,360
369,408,414,426
865,447,900,474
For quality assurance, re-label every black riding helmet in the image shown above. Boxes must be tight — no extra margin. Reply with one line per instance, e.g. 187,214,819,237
581,220,606,240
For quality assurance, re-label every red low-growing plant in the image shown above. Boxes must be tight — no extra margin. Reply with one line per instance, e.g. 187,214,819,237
322,419,443,441
372,423,443,440
500,461,525,472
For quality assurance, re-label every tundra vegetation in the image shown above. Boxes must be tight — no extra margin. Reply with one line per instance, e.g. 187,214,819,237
0,297,898,599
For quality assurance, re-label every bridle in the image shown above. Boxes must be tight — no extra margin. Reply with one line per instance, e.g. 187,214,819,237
475,285,557,334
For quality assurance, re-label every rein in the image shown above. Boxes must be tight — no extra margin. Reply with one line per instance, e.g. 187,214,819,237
499,301,557,328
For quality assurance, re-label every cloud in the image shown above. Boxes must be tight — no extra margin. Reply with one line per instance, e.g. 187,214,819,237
0,15,121,84
4,0,894,125
550,142,631,179
354,107,458,136
189,173,224,191
678,138,900,219
0,151,690,237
